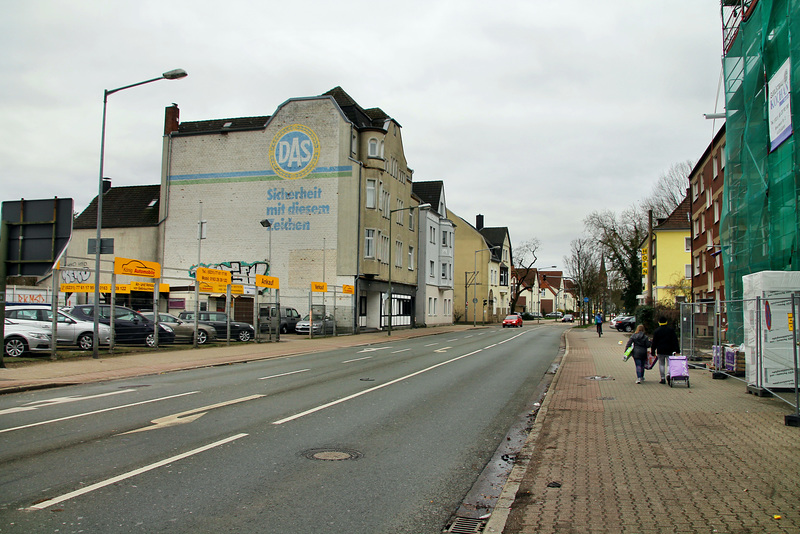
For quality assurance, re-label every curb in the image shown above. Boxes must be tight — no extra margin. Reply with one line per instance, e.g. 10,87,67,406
483,330,571,533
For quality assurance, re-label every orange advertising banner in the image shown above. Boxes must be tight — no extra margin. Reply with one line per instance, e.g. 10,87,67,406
114,257,161,278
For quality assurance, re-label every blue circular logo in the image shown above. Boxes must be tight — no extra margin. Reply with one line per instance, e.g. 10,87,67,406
269,124,320,180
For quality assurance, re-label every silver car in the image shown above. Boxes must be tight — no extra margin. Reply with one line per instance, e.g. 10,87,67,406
4,318,52,357
295,314,335,336
5,305,111,350
141,312,217,345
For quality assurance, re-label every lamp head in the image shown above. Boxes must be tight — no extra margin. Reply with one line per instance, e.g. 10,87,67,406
417,203,431,210
260,219,272,228
163,69,188,80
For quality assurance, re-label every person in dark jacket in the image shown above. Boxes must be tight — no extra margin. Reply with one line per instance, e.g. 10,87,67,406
651,316,680,384
624,325,651,384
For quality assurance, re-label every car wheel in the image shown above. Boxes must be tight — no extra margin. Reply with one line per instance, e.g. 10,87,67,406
238,330,252,342
197,330,208,345
624,324,633,332
77,333,94,350
145,333,156,347
5,336,28,358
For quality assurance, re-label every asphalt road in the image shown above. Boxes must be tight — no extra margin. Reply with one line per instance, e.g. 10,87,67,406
0,324,565,533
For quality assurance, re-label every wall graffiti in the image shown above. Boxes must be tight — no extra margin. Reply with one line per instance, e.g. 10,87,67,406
189,261,269,286
60,261,92,284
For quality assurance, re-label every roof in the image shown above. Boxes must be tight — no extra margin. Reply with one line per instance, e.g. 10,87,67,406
74,185,161,229
479,227,510,262
654,195,691,231
412,181,444,215
176,116,270,136
323,87,394,130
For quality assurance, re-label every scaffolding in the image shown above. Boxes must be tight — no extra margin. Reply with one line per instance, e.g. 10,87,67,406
720,0,800,344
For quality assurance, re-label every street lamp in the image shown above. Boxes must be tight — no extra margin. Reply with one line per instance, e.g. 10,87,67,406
387,203,431,335
92,69,187,358
473,246,500,327
258,219,273,340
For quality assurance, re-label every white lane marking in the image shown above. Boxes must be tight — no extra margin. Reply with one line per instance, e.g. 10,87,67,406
499,330,528,344
342,356,372,364
448,338,460,342
259,369,310,380
391,349,410,354
27,433,248,510
357,347,390,353
424,343,438,347
0,391,199,435
121,395,265,435
273,349,483,425
484,344,498,349
434,347,452,353
0,390,136,416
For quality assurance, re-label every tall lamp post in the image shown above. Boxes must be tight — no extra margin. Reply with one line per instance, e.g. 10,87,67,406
473,246,499,327
259,219,273,339
92,68,187,359
387,203,430,336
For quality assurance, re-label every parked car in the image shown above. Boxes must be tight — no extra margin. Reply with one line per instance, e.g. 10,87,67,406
5,305,111,350
502,314,523,328
64,305,175,346
561,314,575,322
140,312,217,345
295,313,335,335
177,311,254,342
614,316,636,332
258,305,302,334
545,312,563,318
4,318,52,357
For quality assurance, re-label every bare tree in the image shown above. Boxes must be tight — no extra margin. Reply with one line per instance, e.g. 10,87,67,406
509,238,541,312
563,238,602,323
584,207,649,312
642,160,694,219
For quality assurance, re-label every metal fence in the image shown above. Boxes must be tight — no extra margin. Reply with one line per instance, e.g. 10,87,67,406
679,297,800,420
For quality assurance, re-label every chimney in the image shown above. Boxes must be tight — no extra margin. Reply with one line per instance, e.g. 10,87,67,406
164,104,180,135
476,214,484,230
102,178,111,193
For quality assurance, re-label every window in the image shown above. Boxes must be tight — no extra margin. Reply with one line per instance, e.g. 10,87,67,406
714,199,720,222
409,209,415,231
382,190,391,217
441,230,448,247
685,264,692,279
380,234,389,263
351,132,357,155
430,260,435,278
395,240,403,267
429,225,436,244
408,246,414,270
368,138,379,158
684,237,691,252
441,262,447,279
395,200,404,224
366,179,376,209
364,229,375,258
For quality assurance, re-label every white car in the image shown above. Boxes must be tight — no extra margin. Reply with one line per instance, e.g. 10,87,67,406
4,318,52,357
5,305,111,350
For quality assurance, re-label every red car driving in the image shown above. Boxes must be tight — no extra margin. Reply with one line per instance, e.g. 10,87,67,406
502,315,523,328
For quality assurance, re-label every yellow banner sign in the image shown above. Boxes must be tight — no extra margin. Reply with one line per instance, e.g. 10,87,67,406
60,283,94,293
311,282,328,293
256,274,279,289
98,284,131,294
196,266,232,284
230,284,244,295
199,282,227,293
114,257,161,278
342,284,355,295
129,281,170,293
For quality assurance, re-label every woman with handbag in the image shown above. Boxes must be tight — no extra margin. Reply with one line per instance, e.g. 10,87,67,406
624,325,651,384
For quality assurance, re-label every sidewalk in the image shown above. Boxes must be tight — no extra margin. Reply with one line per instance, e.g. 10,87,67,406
489,327,800,534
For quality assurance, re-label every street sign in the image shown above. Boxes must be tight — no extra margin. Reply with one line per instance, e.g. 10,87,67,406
342,284,354,294
2,197,73,276
311,282,327,292
196,266,231,284
256,274,279,289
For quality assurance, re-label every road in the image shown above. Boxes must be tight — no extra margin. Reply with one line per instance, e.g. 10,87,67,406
0,324,565,533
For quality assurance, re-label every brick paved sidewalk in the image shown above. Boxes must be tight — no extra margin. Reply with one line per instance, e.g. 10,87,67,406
499,327,800,534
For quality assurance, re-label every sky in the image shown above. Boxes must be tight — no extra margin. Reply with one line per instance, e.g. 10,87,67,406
0,0,725,271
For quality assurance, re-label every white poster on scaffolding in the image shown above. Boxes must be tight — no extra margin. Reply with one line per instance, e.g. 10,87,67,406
768,58,793,152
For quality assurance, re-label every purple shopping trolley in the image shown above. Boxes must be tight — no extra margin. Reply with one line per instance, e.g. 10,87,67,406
667,354,689,388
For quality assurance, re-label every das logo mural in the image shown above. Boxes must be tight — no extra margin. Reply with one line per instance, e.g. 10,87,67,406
269,124,320,180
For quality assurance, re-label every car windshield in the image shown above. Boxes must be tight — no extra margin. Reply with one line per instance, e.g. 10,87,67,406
504,315,518,320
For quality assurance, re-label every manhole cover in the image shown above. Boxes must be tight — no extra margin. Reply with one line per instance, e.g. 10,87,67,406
584,375,615,381
302,448,362,461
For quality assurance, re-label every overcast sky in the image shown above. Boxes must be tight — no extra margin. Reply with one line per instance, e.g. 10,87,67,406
1,1,725,271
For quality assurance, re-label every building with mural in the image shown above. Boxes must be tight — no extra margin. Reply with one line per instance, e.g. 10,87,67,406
157,87,428,331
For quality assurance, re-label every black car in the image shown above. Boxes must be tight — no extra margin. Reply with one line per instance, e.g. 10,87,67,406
178,311,254,342
615,316,636,332
65,305,175,347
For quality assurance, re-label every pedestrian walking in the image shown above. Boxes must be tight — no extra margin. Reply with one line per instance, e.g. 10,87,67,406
594,312,603,337
624,325,651,383
651,316,680,384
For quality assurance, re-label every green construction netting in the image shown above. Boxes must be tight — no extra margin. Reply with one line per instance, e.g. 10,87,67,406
721,0,800,344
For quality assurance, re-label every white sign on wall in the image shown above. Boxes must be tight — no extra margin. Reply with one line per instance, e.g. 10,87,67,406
768,59,793,152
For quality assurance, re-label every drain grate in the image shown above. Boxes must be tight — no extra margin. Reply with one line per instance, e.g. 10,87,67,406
584,375,615,381
446,517,485,533
301,448,362,461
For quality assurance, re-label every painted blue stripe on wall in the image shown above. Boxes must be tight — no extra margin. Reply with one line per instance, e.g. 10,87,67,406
171,166,352,181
